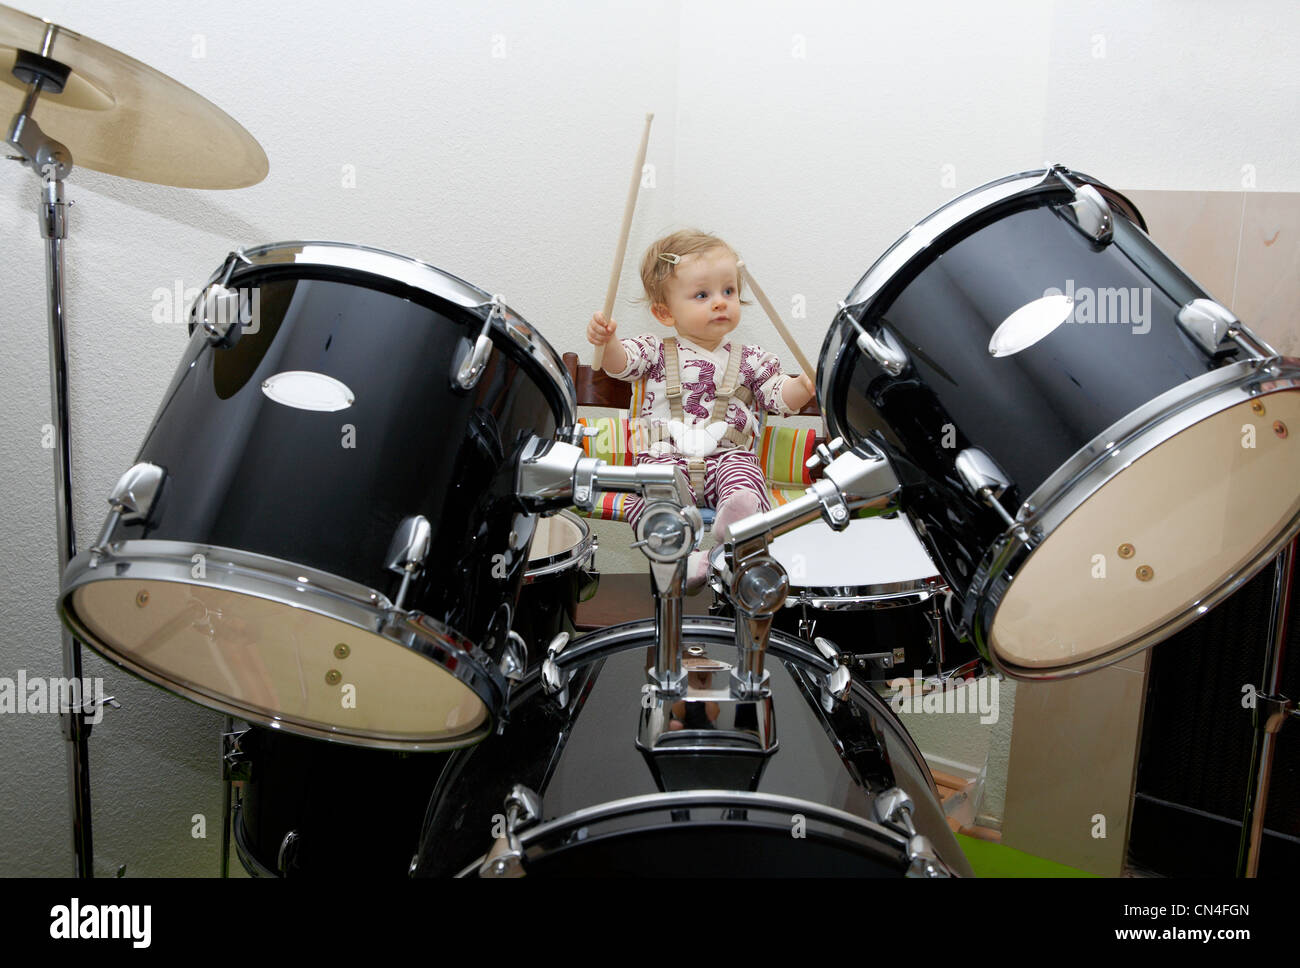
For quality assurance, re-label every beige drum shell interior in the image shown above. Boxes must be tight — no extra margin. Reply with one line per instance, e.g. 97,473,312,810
529,511,586,562
66,579,489,745
990,389,1300,670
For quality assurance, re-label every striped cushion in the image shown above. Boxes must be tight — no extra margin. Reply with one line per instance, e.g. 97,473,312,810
577,416,631,465
572,416,815,522
759,426,816,486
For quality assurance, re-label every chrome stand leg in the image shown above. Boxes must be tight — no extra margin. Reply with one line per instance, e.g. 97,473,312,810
220,716,234,878
1236,535,1297,877
9,26,95,878
41,174,95,878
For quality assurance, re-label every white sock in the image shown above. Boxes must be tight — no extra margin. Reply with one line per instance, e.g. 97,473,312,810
686,548,711,591
711,490,766,543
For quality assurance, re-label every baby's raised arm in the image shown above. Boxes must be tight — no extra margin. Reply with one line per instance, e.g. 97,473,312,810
587,312,630,376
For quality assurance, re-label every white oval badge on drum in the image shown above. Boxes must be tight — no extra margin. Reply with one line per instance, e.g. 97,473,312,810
988,293,1075,358
261,371,355,411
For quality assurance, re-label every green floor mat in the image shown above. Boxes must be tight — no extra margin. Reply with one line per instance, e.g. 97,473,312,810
955,833,1096,877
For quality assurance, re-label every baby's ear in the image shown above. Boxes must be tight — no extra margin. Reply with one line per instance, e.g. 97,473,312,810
650,303,675,327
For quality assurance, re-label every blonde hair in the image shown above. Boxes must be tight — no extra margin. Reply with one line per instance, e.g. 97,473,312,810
638,229,747,307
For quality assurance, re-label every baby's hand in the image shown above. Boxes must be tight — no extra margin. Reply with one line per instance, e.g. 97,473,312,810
587,312,617,346
782,372,817,411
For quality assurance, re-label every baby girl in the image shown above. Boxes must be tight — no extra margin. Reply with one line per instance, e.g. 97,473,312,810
586,229,815,589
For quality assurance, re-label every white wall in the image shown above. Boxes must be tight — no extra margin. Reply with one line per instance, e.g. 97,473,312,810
1,0,1294,875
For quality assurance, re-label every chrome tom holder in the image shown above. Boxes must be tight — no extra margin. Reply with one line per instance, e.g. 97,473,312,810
519,434,701,703
520,434,901,791
721,436,903,691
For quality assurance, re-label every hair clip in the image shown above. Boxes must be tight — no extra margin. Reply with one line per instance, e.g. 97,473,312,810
657,252,681,265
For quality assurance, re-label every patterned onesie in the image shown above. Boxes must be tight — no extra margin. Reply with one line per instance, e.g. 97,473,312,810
607,332,800,528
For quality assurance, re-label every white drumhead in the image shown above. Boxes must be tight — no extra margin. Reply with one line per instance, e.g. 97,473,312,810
67,580,489,746
992,390,1300,669
529,511,585,562
768,514,940,591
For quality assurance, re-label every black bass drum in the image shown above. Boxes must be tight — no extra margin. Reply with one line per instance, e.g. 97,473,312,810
59,242,577,748
412,618,972,877
819,166,1300,679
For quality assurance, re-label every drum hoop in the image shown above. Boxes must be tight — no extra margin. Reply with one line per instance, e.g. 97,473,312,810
969,361,1300,680
60,539,505,751
786,582,946,610
455,789,911,877
522,510,596,582
548,616,839,679
202,241,578,426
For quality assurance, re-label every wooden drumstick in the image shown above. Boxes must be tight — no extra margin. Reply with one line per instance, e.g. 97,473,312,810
593,112,654,371
737,260,816,377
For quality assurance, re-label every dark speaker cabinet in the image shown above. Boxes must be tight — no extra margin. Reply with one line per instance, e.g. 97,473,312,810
1128,550,1300,876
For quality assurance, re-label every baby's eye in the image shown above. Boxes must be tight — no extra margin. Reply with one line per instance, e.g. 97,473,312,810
724,287,735,295
694,291,708,299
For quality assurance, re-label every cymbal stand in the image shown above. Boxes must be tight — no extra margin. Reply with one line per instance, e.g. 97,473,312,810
1237,534,1299,877
5,23,95,877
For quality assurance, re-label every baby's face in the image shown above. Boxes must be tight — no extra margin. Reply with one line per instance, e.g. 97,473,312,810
654,247,741,351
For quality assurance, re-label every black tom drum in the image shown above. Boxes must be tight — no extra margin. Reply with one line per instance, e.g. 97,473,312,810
820,167,1300,679
60,242,577,748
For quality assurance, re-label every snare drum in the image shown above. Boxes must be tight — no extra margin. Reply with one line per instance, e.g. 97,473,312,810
412,618,973,877
513,510,598,657
60,242,577,748
820,167,1300,679
710,513,983,682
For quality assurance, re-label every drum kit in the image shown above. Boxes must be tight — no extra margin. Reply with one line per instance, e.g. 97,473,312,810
8,4,1298,879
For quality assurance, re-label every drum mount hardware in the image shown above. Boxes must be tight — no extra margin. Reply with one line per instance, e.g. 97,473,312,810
524,436,897,805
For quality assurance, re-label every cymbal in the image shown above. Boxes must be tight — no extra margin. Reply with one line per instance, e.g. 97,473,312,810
1,3,267,189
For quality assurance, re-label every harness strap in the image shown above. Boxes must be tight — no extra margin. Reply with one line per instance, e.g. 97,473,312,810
661,336,757,506
663,336,684,423
710,342,743,422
